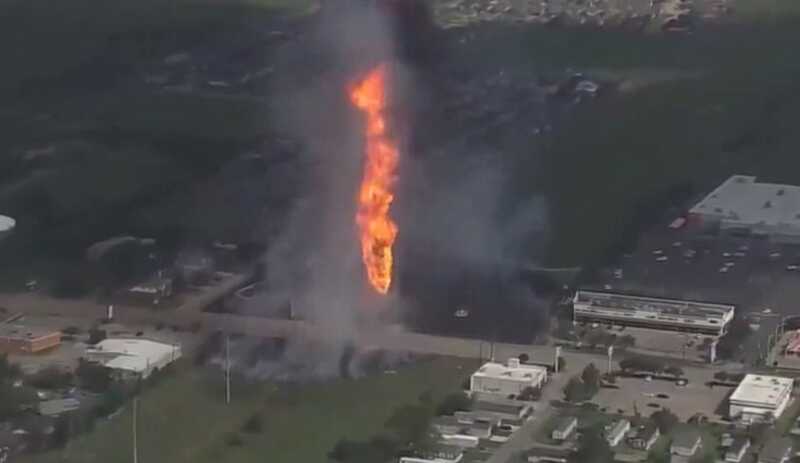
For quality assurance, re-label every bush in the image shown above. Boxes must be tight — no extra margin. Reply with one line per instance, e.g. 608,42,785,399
436,393,472,415
27,367,73,390
225,433,243,447
242,413,263,433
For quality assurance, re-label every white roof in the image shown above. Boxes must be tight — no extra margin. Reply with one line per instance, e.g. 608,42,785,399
0,215,15,233
690,175,800,229
472,359,547,383
730,374,793,407
89,338,178,373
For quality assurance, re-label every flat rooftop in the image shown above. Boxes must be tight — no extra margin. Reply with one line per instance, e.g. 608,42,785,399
729,374,793,406
472,359,547,382
690,175,800,230
0,324,60,340
574,290,734,320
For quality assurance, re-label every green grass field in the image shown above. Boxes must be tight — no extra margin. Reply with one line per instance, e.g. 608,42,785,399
22,357,476,463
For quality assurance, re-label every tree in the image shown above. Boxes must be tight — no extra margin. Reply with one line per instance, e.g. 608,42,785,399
581,363,601,391
385,405,433,445
436,393,472,415
571,425,613,463
717,317,752,360
27,367,74,390
242,413,263,433
619,356,663,374
563,376,594,403
518,353,530,363
88,327,106,345
650,408,679,433
0,354,21,384
76,359,113,393
616,334,636,349
519,386,541,401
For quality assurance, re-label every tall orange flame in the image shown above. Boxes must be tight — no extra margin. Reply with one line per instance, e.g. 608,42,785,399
349,64,398,295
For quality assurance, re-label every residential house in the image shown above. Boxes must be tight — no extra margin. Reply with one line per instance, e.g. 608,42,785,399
527,447,571,463
627,424,660,451
670,429,702,463
725,437,751,463
399,444,464,463
473,398,533,421
758,437,793,463
551,416,578,441
37,398,80,417
605,419,631,447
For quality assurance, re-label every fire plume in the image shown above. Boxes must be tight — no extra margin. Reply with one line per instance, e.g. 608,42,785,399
349,64,398,295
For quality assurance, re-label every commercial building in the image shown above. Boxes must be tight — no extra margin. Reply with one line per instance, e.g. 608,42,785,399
85,338,181,379
688,175,800,242
758,437,793,463
573,290,735,336
0,325,61,354
473,397,534,421
551,416,578,441
729,374,793,423
604,419,630,447
470,358,547,397
725,438,751,463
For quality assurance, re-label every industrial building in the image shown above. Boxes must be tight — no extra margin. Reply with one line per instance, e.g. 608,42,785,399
85,338,182,379
573,290,735,336
729,374,794,423
0,325,61,354
688,175,800,242
469,358,547,397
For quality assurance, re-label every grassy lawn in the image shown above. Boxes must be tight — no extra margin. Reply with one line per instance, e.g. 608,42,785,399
22,356,475,463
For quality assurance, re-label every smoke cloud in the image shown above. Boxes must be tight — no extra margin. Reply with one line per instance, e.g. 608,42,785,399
240,0,551,375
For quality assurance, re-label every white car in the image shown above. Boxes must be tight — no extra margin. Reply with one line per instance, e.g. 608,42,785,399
652,249,664,255
770,252,782,259
734,252,746,257
672,241,682,247
656,256,668,262
719,266,730,273
787,265,799,271
722,252,732,257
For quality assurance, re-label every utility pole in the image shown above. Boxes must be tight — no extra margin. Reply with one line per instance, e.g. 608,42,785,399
132,397,139,463
225,334,231,405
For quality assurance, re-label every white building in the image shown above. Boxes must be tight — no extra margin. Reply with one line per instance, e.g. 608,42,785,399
604,419,630,447
0,215,14,241
689,175,800,242
573,290,735,336
551,416,578,441
671,430,702,463
399,444,463,463
470,358,547,397
729,374,793,423
85,338,182,379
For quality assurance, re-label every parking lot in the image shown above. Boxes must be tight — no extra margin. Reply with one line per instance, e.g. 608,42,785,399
594,374,731,421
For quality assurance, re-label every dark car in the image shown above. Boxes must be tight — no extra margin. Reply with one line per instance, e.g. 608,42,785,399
656,393,669,399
